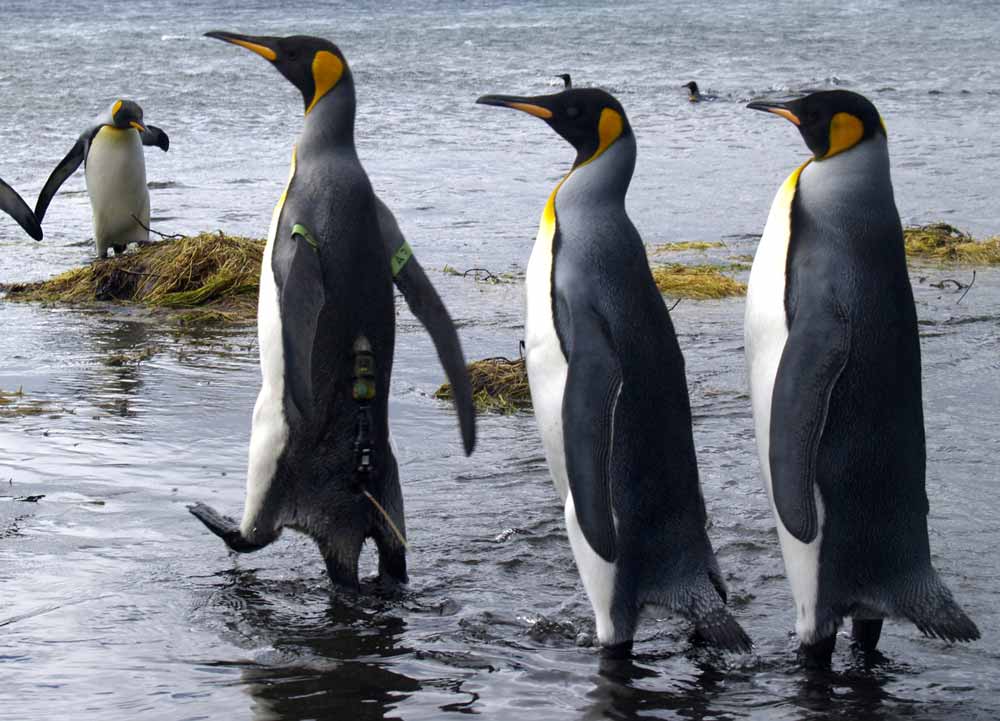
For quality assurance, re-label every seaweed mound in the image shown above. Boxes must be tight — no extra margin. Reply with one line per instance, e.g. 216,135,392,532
651,263,747,299
903,223,1000,264
435,357,531,414
2,232,265,322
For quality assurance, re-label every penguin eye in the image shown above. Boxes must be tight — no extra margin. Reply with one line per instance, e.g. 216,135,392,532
566,106,581,119
287,49,299,61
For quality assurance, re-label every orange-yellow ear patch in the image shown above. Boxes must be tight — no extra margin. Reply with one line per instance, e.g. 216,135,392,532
593,107,624,160
112,99,123,117
305,50,344,115
825,112,864,159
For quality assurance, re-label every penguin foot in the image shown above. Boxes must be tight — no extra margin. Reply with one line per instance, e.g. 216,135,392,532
188,503,267,553
600,640,634,660
797,634,836,669
851,618,883,653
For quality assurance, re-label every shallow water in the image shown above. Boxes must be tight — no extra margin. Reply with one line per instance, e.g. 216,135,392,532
1,1,999,719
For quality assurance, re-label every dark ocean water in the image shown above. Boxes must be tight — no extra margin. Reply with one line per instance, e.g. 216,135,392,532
1,1,998,719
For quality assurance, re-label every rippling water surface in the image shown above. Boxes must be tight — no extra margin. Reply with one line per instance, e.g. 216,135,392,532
1,1,998,719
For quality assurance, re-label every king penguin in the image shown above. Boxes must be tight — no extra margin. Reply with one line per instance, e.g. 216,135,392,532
476,86,751,656
188,32,476,590
0,174,42,240
745,89,979,665
34,99,169,258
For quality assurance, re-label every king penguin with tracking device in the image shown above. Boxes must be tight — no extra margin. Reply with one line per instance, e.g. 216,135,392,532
477,84,751,656
188,31,476,590
34,99,169,258
745,89,979,665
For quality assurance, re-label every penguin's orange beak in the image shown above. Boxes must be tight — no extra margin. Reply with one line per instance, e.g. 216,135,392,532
129,121,147,132
205,30,279,61
747,100,801,126
475,94,555,119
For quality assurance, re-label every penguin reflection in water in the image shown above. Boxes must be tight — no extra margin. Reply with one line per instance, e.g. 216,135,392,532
476,86,751,656
189,32,476,590
34,99,169,258
745,90,979,665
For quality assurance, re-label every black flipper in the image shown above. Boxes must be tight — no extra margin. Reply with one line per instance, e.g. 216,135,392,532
562,304,620,563
34,137,87,224
769,298,850,543
0,177,42,240
375,197,476,455
272,223,326,423
140,125,170,152
188,503,268,553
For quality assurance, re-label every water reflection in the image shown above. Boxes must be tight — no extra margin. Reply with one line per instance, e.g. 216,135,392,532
204,569,423,721
585,656,739,721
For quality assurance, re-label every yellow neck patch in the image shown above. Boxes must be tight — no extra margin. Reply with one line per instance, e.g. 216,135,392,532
824,112,864,159
538,107,627,239
306,50,344,115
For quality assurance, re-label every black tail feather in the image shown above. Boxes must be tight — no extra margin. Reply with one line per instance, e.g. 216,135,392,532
902,571,980,643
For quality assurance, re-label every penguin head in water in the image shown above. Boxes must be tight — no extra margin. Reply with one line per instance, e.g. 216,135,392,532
684,81,700,100
747,89,885,160
205,31,351,115
109,99,147,132
476,87,631,167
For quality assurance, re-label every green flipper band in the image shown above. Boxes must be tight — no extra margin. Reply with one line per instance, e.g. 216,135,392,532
391,240,413,277
291,223,319,251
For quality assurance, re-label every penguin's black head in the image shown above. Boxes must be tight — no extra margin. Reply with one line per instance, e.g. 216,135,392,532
684,81,699,93
747,89,886,160
110,99,146,132
476,87,631,168
205,31,350,115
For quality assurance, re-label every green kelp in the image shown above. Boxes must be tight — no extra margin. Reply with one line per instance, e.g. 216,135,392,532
650,263,747,299
903,223,1000,264
2,232,265,322
435,357,531,413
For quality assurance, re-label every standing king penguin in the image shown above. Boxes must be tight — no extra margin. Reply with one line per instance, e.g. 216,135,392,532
34,99,169,258
188,32,476,590
745,90,979,665
0,174,42,240
476,86,751,656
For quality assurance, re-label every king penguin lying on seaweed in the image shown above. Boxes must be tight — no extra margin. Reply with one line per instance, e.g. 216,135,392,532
189,31,476,590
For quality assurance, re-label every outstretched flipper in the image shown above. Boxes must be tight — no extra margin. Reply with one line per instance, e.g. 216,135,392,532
0,177,42,240
769,296,850,543
34,135,88,224
562,302,620,563
272,223,326,423
375,197,476,455
140,125,170,152
188,503,269,552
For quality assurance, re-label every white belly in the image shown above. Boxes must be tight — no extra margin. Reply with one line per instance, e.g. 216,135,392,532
525,187,617,645
85,126,149,256
241,149,295,535
745,161,825,642
524,213,569,503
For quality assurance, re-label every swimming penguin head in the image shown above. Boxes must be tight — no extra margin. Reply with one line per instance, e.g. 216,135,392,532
205,31,350,115
684,81,700,100
747,89,886,160
109,99,146,132
476,87,631,168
